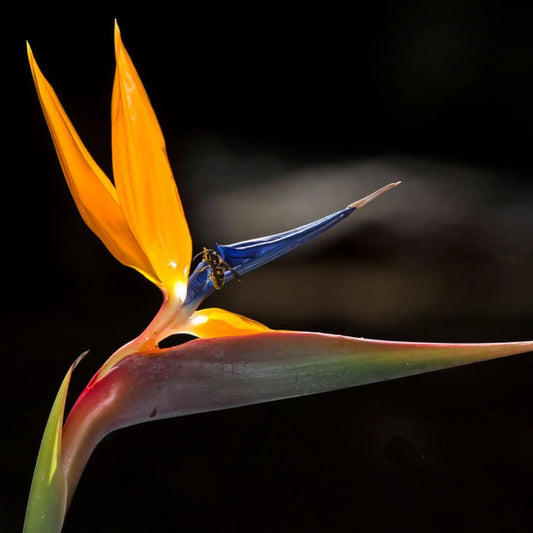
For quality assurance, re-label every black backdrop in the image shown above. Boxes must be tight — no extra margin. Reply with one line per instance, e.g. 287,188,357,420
6,4,533,532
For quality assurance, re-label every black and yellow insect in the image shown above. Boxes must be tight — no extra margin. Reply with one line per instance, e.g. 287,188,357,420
194,247,241,290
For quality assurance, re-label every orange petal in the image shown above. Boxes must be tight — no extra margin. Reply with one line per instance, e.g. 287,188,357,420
111,23,192,299
185,308,271,337
27,43,159,284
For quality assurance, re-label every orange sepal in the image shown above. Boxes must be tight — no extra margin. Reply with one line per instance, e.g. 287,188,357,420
185,307,271,337
27,43,159,284
111,23,192,297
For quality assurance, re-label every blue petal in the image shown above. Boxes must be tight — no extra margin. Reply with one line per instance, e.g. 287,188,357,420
184,181,400,308
184,206,353,307
217,206,354,274
184,265,211,305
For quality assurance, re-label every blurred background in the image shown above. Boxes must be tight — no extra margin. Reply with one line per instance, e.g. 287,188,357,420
5,3,533,532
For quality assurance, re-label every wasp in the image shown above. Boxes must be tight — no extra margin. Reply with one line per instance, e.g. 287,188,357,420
194,247,241,290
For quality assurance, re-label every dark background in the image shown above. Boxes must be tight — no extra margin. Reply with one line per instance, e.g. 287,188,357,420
5,3,533,532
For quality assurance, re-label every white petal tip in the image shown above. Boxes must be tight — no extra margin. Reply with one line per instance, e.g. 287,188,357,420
348,181,401,209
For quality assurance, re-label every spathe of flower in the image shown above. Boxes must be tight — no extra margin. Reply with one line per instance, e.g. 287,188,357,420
24,24,533,533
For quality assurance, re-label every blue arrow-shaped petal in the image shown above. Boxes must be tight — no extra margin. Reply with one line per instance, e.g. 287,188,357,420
185,182,400,307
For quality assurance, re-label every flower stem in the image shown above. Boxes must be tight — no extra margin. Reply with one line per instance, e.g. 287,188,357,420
94,289,191,380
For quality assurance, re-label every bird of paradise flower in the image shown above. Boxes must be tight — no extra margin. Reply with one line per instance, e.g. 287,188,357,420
23,22,532,533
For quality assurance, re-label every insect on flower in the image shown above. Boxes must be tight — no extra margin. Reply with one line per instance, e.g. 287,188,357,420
194,247,242,290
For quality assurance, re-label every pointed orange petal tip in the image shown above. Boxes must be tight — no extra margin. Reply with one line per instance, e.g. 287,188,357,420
348,181,401,209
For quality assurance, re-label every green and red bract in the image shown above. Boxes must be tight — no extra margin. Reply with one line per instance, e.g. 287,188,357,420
30,333,533,530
